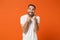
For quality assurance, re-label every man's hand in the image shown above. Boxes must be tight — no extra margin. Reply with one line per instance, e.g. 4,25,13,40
32,16,37,22
27,15,31,23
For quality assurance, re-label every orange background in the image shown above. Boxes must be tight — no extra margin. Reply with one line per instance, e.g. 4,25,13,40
0,0,60,40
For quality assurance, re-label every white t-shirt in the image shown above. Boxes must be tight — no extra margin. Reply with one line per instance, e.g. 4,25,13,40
20,14,40,40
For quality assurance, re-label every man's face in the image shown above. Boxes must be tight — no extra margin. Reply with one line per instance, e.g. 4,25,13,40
27,6,35,17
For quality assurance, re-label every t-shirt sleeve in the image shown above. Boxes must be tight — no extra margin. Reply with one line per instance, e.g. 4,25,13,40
20,16,26,27
36,16,40,24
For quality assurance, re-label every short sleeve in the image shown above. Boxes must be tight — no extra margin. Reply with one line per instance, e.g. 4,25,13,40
36,16,40,24
20,16,26,27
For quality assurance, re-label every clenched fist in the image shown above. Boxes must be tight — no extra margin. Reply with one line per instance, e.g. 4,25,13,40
27,15,31,23
32,16,37,22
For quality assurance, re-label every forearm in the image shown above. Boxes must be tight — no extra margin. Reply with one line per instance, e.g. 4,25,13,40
34,20,39,32
23,21,30,34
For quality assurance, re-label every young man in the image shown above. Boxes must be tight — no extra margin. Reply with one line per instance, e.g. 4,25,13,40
20,4,40,40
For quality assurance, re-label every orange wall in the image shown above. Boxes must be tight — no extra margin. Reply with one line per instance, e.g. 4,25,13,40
0,0,60,40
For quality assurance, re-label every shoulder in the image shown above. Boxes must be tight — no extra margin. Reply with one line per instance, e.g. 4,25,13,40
36,15,40,19
20,14,28,19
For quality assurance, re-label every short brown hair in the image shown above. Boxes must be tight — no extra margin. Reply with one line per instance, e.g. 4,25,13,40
28,4,36,9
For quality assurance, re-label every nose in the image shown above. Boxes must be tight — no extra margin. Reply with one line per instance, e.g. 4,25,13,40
30,10,33,12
